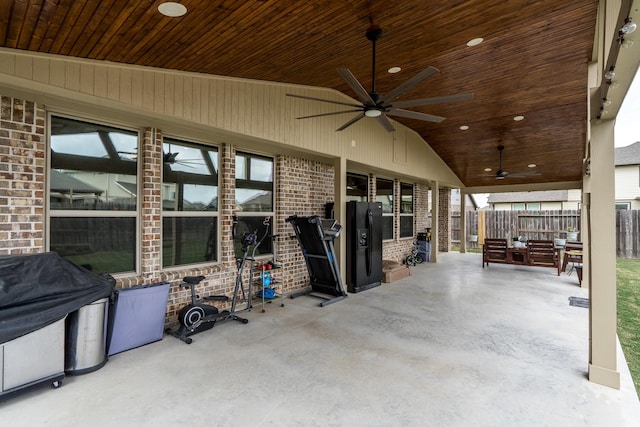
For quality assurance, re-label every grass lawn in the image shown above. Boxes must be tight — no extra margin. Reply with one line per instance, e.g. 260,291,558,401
617,258,640,396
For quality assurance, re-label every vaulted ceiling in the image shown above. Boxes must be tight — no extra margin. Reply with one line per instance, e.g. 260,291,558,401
0,0,634,190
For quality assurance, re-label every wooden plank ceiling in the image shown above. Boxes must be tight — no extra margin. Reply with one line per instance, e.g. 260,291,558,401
0,0,599,190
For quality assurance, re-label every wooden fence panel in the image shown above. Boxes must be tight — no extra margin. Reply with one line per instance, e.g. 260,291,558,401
617,210,640,258
451,209,638,258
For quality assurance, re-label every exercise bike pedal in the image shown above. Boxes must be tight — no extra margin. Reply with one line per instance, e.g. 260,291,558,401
203,295,229,302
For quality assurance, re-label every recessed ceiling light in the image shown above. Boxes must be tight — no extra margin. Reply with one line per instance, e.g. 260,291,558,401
158,2,187,17
513,115,525,121
484,168,492,172
459,125,469,131
388,66,402,74
467,38,484,47
528,164,536,168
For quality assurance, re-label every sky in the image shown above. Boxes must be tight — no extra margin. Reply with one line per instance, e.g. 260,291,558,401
614,67,640,147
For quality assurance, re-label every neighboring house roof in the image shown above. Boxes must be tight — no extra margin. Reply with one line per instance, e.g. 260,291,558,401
615,141,640,166
116,181,137,196
50,170,102,194
487,190,568,204
238,192,272,211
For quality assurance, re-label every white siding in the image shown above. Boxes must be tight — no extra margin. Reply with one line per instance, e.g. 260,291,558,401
615,165,640,200
0,49,461,187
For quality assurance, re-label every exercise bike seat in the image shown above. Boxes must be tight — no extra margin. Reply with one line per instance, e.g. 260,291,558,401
183,275,206,285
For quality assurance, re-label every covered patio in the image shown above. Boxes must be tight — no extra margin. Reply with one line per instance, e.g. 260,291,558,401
1,252,638,426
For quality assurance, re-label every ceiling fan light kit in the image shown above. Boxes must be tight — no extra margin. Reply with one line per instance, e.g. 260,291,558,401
287,26,473,132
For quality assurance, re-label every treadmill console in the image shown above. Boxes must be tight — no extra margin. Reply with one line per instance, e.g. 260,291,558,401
321,219,342,238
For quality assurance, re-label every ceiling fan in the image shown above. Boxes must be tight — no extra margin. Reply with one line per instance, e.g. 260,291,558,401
286,26,474,132
482,145,540,180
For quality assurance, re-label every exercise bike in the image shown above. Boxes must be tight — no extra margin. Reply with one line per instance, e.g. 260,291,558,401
167,217,270,344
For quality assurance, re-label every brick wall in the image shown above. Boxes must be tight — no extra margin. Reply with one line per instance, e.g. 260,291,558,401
0,96,46,254
276,155,334,293
438,187,451,251
0,94,447,325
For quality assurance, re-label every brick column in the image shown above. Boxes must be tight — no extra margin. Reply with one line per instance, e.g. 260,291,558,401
438,187,451,252
0,96,46,254
220,143,236,266
415,183,430,232
140,128,163,282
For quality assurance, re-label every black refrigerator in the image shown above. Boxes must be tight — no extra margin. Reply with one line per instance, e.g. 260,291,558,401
345,201,383,293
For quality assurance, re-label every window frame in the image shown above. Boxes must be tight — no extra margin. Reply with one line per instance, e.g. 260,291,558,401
347,173,369,203
399,182,414,238
47,113,141,274
376,177,394,241
234,151,275,258
161,136,220,269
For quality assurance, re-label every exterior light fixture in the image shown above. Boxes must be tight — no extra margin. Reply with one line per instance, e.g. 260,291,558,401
466,38,484,47
364,109,382,118
388,67,402,74
513,115,524,121
620,18,637,35
604,66,616,80
459,125,469,131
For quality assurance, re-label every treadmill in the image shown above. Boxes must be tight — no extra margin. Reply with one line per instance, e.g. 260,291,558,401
286,215,348,306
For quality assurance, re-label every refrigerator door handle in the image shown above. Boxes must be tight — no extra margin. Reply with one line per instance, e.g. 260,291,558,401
365,208,373,277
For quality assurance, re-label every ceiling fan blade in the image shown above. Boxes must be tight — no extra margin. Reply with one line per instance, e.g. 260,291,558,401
295,109,363,120
336,113,366,131
337,68,376,105
380,66,439,104
286,93,362,108
387,108,446,123
391,93,474,109
507,171,541,178
376,114,396,132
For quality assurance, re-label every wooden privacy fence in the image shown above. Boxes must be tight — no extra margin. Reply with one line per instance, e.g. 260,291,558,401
451,210,639,259
617,210,640,259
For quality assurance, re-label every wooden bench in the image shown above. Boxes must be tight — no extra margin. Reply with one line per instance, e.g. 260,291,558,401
483,238,560,275
527,239,560,275
482,238,508,267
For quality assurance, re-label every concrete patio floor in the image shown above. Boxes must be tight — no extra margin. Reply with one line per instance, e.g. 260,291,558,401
1,252,639,426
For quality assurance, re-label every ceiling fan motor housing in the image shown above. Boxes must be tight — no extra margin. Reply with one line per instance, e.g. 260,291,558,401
366,26,383,41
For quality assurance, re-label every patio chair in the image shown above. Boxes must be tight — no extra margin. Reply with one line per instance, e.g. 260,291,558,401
527,239,560,275
482,238,508,267
562,241,583,272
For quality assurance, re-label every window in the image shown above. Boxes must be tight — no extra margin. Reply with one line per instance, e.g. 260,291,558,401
616,202,630,210
526,203,541,211
49,116,138,273
347,173,368,202
376,178,394,240
162,138,219,268
399,182,414,238
235,152,274,257
512,203,525,211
